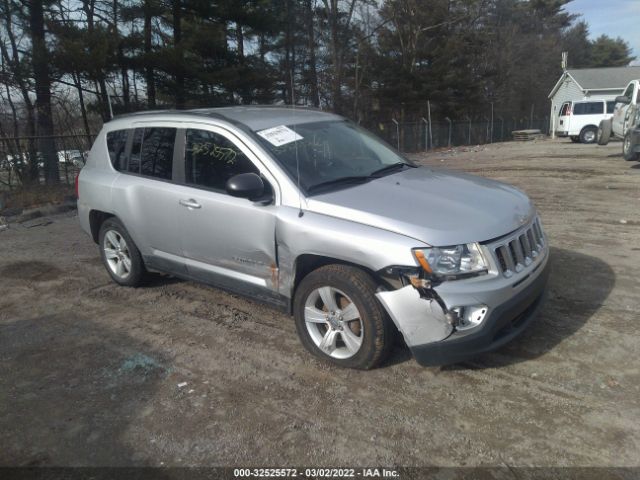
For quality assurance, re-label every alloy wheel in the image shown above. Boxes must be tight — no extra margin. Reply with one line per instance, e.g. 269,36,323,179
103,230,132,279
304,286,364,359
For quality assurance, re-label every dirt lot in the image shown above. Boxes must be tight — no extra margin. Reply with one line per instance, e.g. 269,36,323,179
1,139,639,468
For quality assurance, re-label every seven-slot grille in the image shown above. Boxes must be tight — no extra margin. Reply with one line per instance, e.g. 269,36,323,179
492,217,545,277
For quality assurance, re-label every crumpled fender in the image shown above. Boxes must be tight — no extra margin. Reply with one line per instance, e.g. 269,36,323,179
376,286,453,347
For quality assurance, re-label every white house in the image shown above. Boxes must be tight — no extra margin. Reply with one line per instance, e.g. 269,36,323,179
548,66,640,135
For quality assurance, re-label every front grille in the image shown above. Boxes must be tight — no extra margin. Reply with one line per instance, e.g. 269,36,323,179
491,217,545,278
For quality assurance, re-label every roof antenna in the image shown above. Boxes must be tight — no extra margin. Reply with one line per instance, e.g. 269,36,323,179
291,69,304,218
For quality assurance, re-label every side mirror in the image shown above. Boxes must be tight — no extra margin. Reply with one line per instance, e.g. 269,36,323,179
225,172,265,201
615,95,631,105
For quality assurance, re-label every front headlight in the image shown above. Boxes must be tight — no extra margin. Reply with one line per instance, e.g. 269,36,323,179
413,243,488,279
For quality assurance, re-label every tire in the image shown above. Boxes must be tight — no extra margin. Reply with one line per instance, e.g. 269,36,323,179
598,119,611,145
580,126,598,144
623,131,639,161
570,136,580,143
293,264,394,369
98,217,146,287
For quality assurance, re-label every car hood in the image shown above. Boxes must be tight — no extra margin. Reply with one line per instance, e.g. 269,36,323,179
305,167,535,246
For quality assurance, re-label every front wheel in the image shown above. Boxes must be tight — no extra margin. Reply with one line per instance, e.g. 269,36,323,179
623,131,639,161
293,265,394,369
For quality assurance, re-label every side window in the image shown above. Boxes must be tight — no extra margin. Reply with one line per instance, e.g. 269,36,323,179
106,130,128,171
559,103,569,116
607,101,616,114
129,129,143,174
623,84,634,99
140,128,176,180
184,129,261,192
573,102,603,115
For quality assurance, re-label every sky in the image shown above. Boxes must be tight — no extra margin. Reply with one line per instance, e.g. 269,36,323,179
564,0,640,65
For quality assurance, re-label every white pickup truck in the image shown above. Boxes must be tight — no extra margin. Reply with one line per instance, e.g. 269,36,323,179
598,79,639,151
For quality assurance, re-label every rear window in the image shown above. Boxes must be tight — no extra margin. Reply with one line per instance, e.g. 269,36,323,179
106,130,128,170
559,103,570,116
573,102,604,115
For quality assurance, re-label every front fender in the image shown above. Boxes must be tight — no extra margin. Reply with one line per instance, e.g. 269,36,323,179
274,207,427,298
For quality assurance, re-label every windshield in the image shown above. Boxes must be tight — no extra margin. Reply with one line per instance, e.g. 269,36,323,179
254,120,412,193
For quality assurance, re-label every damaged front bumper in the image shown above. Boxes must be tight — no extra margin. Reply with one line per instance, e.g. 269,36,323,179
376,254,550,366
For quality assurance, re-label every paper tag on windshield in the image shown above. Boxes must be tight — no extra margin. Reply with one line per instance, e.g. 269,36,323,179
256,125,303,147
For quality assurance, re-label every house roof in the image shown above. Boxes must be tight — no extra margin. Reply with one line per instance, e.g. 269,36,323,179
548,66,640,98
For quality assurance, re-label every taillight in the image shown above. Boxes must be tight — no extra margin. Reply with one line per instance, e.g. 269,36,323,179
75,173,80,199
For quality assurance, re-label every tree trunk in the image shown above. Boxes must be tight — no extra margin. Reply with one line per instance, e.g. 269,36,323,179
324,0,342,112
305,0,319,107
173,0,185,108
283,0,293,104
29,0,59,184
73,72,91,137
236,22,244,64
98,77,111,120
144,0,156,107
113,0,130,110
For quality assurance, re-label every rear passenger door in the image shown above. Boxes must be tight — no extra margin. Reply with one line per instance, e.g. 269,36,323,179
173,125,281,301
110,126,188,275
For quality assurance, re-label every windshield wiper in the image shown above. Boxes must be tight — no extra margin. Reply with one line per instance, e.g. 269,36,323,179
306,163,415,194
307,175,373,194
369,162,414,177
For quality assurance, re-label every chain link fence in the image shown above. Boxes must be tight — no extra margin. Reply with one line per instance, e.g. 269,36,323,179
0,134,95,190
374,117,550,153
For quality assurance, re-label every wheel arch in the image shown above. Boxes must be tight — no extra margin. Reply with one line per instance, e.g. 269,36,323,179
579,125,598,143
580,124,598,134
89,210,115,244
289,254,389,314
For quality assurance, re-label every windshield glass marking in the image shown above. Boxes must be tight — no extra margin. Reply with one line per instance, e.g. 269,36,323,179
256,125,304,147
254,120,410,194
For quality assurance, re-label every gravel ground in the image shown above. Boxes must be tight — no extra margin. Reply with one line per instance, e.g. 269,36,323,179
0,139,638,468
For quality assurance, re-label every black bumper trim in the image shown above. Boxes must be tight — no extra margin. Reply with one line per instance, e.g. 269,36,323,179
411,260,550,366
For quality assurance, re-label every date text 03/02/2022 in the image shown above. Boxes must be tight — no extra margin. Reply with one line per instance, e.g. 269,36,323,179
233,468,400,478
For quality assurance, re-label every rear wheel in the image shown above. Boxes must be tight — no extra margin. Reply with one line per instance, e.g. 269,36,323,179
580,126,597,144
598,120,611,145
99,218,146,287
293,265,394,369
623,131,639,161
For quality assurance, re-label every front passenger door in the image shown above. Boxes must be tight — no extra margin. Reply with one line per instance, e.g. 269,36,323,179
175,127,281,302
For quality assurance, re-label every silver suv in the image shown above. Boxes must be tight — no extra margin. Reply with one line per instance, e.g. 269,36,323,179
78,107,549,369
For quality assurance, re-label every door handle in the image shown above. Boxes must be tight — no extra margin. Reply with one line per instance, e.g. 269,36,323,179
179,199,201,209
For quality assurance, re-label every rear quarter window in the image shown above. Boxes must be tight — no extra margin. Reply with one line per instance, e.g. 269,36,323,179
106,130,128,170
140,128,176,180
573,102,604,115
